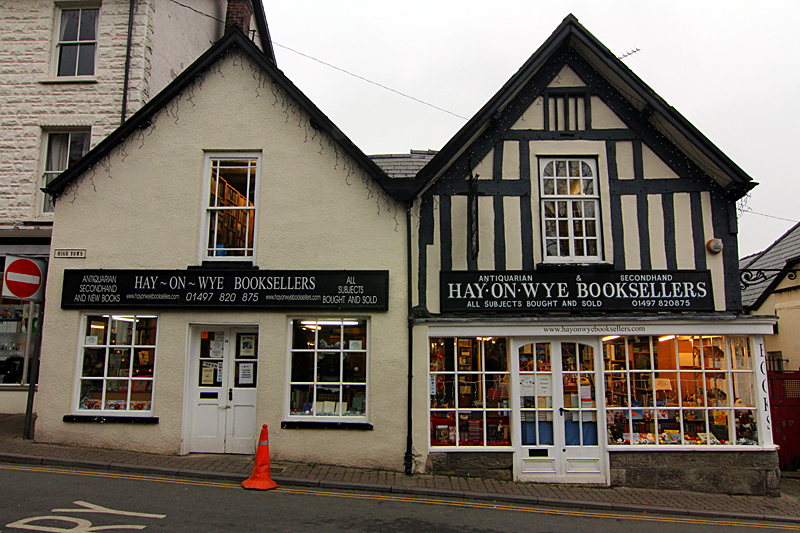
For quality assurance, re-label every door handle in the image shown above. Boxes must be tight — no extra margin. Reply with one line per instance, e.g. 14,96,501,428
559,407,565,416
228,388,233,401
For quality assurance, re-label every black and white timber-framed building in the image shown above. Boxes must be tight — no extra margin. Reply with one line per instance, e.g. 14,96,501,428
406,15,778,495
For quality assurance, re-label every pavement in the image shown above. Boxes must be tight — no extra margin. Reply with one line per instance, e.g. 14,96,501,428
1,414,799,526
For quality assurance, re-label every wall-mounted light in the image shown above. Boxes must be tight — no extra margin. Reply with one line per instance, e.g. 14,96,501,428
706,238,723,254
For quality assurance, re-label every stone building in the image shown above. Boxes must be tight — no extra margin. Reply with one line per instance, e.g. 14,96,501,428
0,0,272,411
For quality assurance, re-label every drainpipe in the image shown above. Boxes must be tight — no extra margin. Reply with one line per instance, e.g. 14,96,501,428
403,203,414,475
120,0,135,124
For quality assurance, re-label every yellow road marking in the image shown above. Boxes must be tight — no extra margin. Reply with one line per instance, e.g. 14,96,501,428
1,463,796,530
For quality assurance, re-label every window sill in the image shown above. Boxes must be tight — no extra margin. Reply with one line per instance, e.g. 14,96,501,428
536,262,612,271
281,420,373,430
189,261,258,270
39,76,98,84
607,444,778,452
63,415,158,424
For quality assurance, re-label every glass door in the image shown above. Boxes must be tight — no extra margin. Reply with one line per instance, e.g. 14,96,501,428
513,338,606,483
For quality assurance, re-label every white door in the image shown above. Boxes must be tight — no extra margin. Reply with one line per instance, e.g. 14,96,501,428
512,338,606,483
188,327,259,454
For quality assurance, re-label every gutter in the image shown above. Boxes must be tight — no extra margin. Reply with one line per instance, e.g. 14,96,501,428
403,203,414,475
120,0,135,124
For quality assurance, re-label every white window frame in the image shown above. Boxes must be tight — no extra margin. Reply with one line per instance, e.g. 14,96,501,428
286,318,369,421
52,4,100,78
428,336,512,449
201,152,260,262
539,157,602,263
40,129,91,215
604,334,763,448
74,314,158,416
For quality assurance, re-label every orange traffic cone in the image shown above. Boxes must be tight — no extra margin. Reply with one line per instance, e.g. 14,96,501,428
242,424,278,490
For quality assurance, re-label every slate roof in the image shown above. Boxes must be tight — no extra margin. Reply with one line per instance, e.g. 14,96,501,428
45,26,402,202
413,14,756,201
740,221,800,310
371,150,438,179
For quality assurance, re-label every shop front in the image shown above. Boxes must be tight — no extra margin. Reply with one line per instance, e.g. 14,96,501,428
424,320,774,488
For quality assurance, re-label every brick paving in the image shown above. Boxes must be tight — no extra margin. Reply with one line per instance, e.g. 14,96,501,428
1,414,799,524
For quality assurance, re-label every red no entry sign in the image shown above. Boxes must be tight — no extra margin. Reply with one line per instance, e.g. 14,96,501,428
3,256,46,301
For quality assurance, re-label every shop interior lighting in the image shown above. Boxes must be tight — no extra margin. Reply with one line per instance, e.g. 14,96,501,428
602,335,620,341
658,335,676,341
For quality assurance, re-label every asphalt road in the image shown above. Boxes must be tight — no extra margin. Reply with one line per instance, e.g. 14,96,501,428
1,464,795,533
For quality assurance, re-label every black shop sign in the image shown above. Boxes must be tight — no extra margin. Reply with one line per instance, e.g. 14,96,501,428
441,270,714,312
62,269,389,311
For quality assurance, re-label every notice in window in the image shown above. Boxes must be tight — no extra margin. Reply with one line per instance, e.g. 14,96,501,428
520,376,535,396
201,367,215,386
536,375,552,397
210,333,224,358
238,362,254,385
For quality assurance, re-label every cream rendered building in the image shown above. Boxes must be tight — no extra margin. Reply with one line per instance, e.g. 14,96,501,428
36,28,409,470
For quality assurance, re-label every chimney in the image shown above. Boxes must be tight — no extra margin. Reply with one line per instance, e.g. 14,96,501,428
225,0,254,33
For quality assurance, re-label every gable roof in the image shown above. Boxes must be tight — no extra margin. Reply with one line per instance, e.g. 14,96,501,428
740,221,800,310
45,26,401,202
413,14,756,200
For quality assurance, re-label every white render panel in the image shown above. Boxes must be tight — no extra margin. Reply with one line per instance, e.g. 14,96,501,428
548,65,585,88
648,194,667,270
590,96,628,129
621,195,641,269
702,191,726,311
504,196,523,270
477,196,494,271
673,193,695,269
615,141,635,180
642,143,680,179
474,148,493,181
511,96,544,130
36,54,409,470
502,141,520,180
451,196,468,271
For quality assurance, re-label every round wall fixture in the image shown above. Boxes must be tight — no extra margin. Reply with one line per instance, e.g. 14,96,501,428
706,238,724,254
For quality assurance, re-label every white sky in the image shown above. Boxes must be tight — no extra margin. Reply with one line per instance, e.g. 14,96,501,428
263,1,800,258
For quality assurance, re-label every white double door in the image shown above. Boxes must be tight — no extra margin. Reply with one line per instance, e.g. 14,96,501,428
187,326,259,454
512,338,607,483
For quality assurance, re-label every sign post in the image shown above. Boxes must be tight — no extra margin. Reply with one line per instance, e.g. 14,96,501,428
3,256,48,440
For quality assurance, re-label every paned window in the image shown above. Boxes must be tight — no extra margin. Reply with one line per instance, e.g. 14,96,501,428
430,337,511,447
204,155,259,259
42,130,90,213
55,7,99,77
288,319,367,418
604,335,759,446
540,158,601,262
77,315,157,413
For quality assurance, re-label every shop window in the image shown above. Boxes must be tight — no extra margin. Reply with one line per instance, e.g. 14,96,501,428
41,130,91,213
54,6,99,77
429,337,511,447
603,335,759,446
76,315,157,413
288,319,367,418
539,157,601,262
203,154,259,260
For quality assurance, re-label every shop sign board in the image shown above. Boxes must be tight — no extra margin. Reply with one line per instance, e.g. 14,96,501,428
440,270,714,312
3,255,47,301
61,269,389,311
